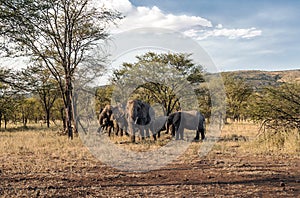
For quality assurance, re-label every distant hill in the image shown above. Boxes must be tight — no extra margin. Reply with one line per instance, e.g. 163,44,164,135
221,69,300,90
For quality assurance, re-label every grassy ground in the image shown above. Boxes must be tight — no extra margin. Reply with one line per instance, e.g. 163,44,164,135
0,122,299,197
0,121,299,168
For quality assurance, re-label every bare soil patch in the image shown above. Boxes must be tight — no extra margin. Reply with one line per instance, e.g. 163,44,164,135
0,126,299,197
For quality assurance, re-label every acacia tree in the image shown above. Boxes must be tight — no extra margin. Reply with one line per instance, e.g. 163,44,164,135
222,74,253,122
112,52,205,115
0,67,20,129
0,0,122,138
249,83,300,134
21,65,60,128
0,76,10,128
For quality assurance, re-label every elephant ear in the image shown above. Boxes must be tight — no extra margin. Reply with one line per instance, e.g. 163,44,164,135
137,103,142,112
141,102,149,115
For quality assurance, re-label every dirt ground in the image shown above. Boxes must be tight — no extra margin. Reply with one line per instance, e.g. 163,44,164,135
1,139,299,198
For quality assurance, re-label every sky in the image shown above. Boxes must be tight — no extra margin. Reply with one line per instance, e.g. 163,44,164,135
98,0,300,72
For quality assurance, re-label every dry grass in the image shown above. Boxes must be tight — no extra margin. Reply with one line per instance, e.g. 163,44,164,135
0,129,97,175
1,121,298,159
215,121,300,156
1,122,299,197
243,129,300,155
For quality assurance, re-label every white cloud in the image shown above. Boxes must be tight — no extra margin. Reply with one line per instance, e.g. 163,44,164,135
95,0,262,40
205,27,262,40
118,5,212,32
184,27,262,40
216,24,223,29
94,0,133,14
96,0,212,33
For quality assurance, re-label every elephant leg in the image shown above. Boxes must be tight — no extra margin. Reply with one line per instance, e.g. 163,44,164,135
131,135,136,143
180,129,184,140
145,127,150,138
171,125,175,137
194,130,200,140
150,125,157,141
175,126,180,140
165,123,170,134
195,128,205,141
152,134,157,141
108,127,111,136
115,124,119,136
128,122,135,143
131,126,136,142
200,128,205,140
108,124,112,137
139,126,145,140
124,124,129,136
196,119,205,141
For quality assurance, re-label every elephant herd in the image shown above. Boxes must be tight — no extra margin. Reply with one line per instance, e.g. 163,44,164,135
98,99,205,143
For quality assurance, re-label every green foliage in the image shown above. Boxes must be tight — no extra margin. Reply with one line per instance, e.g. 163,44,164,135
111,52,205,115
249,83,300,133
1,0,122,138
21,65,60,127
222,73,253,121
95,85,114,111
200,75,226,122
18,97,43,127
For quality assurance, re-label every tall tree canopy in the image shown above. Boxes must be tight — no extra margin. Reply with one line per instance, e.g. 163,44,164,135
222,74,253,122
0,0,122,138
112,52,205,115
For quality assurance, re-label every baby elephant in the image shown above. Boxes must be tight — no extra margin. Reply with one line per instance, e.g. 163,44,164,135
150,116,168,140
166,110,205,141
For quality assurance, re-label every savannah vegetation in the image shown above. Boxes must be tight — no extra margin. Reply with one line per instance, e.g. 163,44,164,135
1,52,299,152
0,0,299,197
0,0,298,149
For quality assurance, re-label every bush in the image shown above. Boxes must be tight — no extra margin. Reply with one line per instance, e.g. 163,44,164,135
249,83,300,134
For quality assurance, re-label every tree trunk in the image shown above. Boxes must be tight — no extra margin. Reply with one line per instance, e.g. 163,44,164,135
65,77,73,139
0,112,2,129
60,107,66,130
22,110,25,126
71,92,78,134
46,109,50,128
4,115,7,130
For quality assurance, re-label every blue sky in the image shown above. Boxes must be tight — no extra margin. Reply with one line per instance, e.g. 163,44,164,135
104,0,300,71
1,0,299,72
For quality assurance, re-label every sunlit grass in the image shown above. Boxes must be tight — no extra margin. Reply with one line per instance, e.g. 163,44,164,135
0,129,95,174
0,121,298,165
243,129,300,155
217,121,299,156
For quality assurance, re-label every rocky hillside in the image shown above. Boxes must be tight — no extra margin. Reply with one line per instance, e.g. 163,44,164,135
221,69,300,90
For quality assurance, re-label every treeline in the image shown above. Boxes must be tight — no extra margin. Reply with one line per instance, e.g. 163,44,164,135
222,72,300,134
0,67,64,129
96,52,300,136
0,95,64,129
1,52,300,137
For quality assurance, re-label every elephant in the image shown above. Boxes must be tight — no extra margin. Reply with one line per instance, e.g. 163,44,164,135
126,99,155,143
97,103,129,137
111,104,128,136
166,110,205,141
150,116,168,140
97,104,114,135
